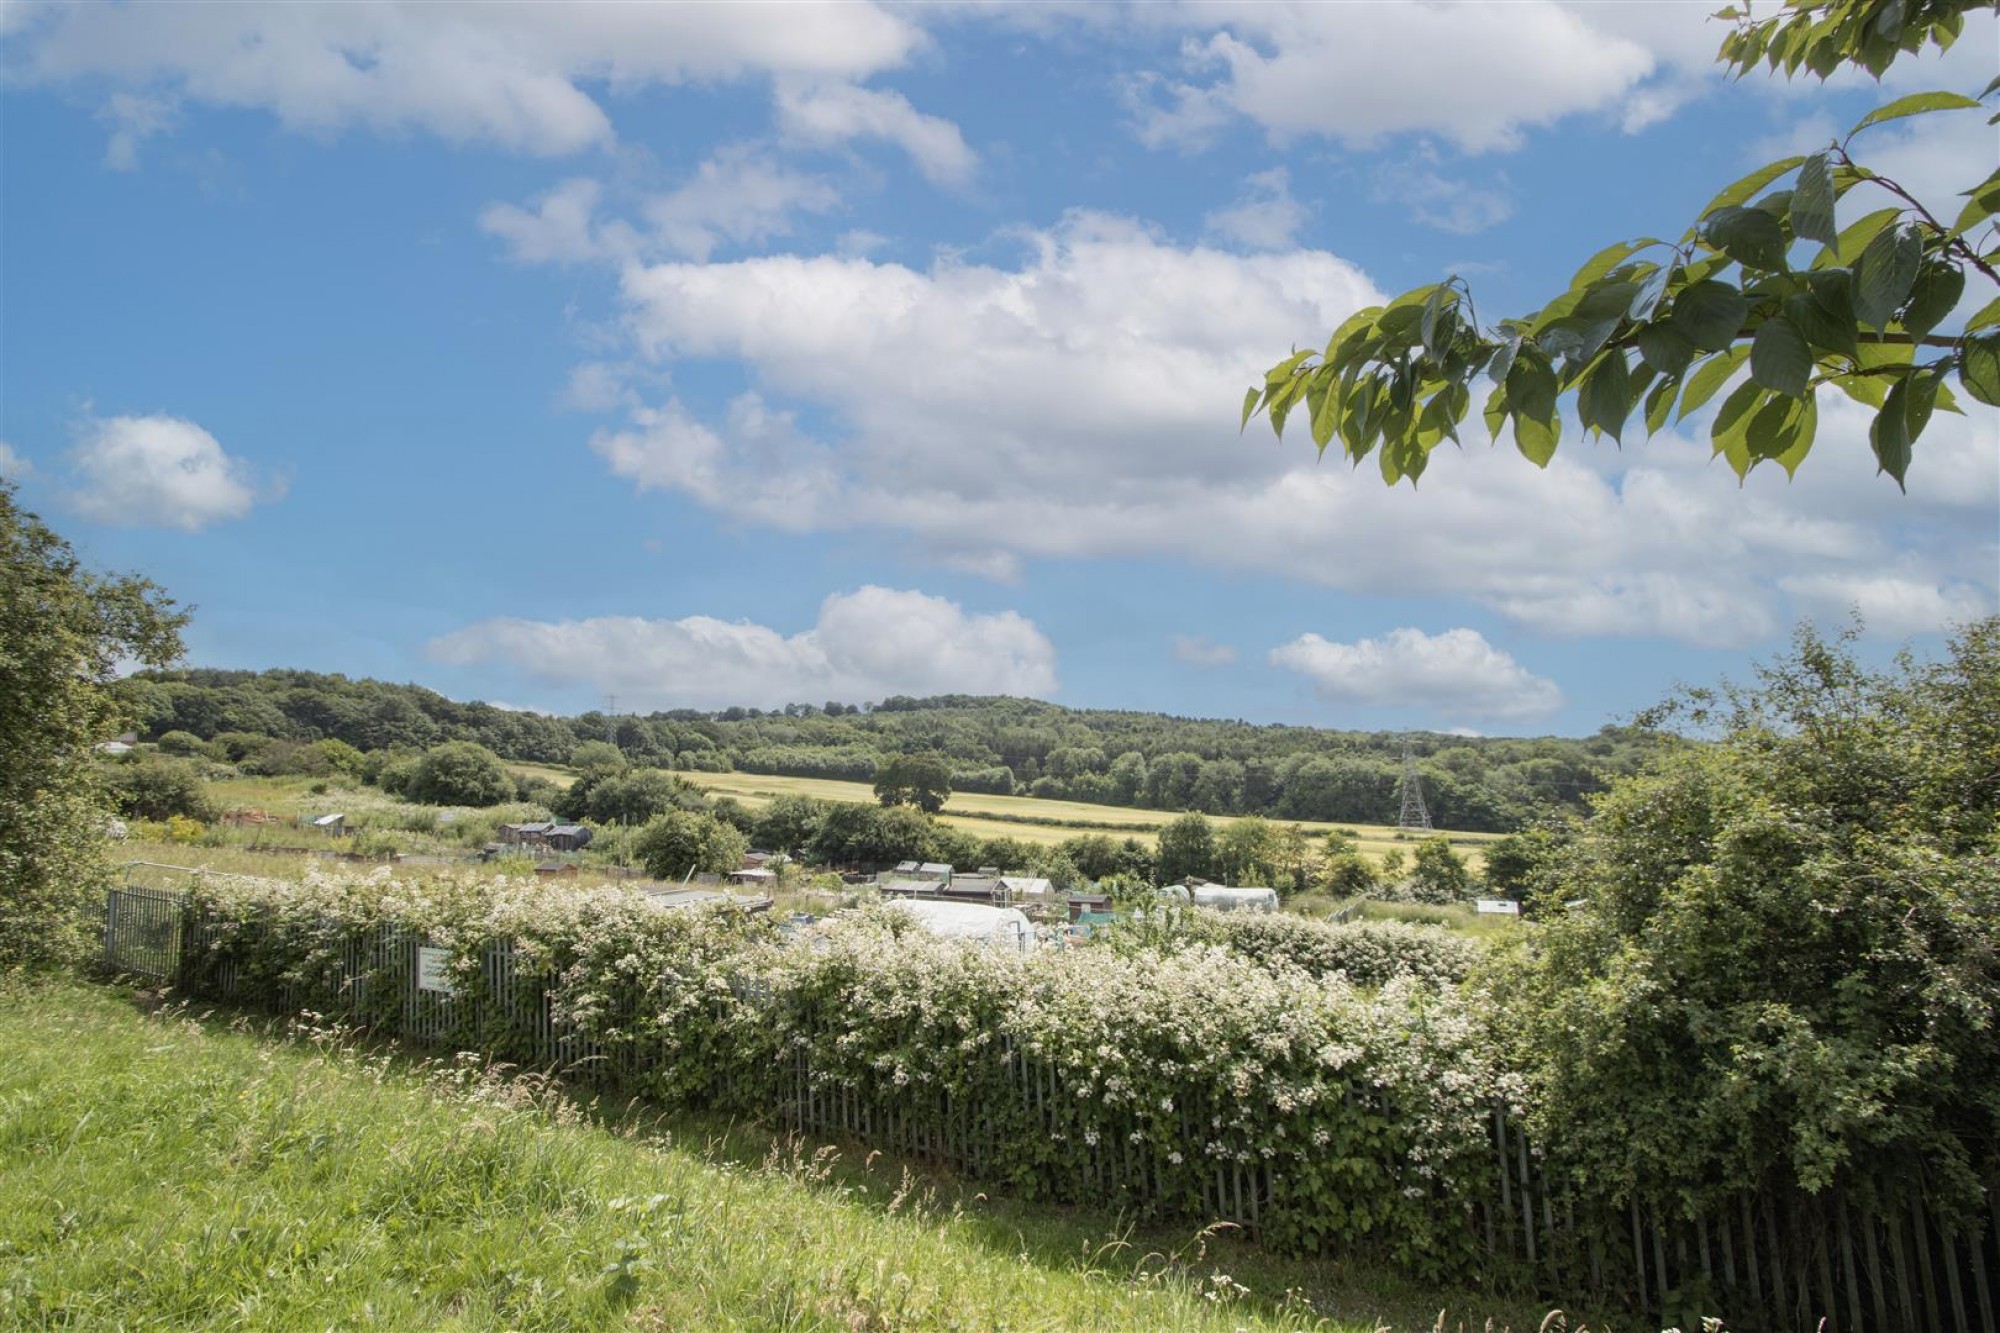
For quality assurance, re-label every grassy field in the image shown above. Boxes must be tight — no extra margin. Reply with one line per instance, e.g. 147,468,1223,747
523,766,1497,867
0,978,1593,1332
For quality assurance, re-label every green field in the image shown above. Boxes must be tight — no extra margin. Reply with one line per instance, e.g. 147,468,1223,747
0,978,1578,1331
662,769,1497,866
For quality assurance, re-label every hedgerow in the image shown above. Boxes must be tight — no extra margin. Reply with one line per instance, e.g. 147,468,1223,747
1113,908,1479,989
176,868,1518,1277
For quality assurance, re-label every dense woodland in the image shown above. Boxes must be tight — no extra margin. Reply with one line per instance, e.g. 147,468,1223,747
114,668,1676,831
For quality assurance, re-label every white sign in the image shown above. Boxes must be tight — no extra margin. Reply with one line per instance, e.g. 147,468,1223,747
416,946,456,995
1474,898,1521,916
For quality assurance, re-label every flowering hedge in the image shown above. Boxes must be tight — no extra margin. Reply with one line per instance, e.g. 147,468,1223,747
1112,908,1479,989
176,868,1519,1277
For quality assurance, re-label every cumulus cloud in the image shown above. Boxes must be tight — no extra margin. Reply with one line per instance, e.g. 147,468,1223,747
775,81,977,186
1123,1,1668,154
1270,627,1563,722
0,442,30,478
429,586,1058,710
66,414,276,531
583,210,1994,647
11,1,923,158
1203,168,1308,251
1173,635,1238,667
482,153,840,266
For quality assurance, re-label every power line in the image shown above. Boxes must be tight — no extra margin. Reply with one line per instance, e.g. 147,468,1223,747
1396,740,1433,832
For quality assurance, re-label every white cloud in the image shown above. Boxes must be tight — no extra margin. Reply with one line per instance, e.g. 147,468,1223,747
775,80,977,186
1203,168,1308,251
0,442,30,478
12,1,924,158
1173,635,1237,667
482,152,840,266
1124,2,1667,154
584,210,1994,648
66,413,275,531
1777,573,1995,639
97,91,177,170
1372,157,1514,235
1270,627,1563,722
643,149,843,260
429,585,1058,710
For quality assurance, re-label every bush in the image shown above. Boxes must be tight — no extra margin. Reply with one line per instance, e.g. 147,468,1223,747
100,755,215,823
1407,836,1470,904
175,868,1517,1275
1128,910,1478,990
1492,621,2000,1220
634,810,749,881
406,742,514,808
153,730,207,758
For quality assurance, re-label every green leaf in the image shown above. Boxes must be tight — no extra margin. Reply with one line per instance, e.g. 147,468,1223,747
1751,316,1814,397
1814,207,1902,268
1324,307,1383,370
1420,285,1451,358
1961,335,2000,408
1790,152,1837,247
1699,155,1805,220
1512,410,1560,468
1507,350,1560,424
1636,325,1697,377
1851,222,1922,328
1487,334,1523,387
1702,206,1791,272
1240,386,1262,431
1482,383,1510,440
1266,348,1314,386
1966,294,2000,334
1671,281,1753,352
1309,371,1341,450
1743,392,1815,476
1578,352,1634,443
1679,346,1751,420
1629,265,1674,322
1643,373,1681,435
1871,375,1913,489
1901,263,1965,339
1848,90,1982,137
1950,168,2000,237
1569,238,1662,290
1711,379,1767,480
1783,292,1859,360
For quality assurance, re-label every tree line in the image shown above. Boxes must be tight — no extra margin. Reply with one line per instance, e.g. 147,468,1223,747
113,669,1677,832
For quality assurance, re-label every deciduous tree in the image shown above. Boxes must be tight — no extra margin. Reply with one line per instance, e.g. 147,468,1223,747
1,483,185,968
1245,0,1998,488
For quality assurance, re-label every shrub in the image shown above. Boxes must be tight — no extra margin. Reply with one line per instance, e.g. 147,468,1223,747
1124,910,1478,990
406,742,513,808
173,867,1517,1276
1492,621,2000,1221
100,755,215,823
153,730,207,758
634,810,748,881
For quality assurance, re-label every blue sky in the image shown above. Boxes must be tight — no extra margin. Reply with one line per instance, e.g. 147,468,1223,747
3,1,1994,735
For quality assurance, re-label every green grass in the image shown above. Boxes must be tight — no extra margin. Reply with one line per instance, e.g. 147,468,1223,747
0,978,1601,1332
517,766,1498,868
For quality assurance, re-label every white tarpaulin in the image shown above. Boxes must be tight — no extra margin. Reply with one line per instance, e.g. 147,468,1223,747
889,899,1035,952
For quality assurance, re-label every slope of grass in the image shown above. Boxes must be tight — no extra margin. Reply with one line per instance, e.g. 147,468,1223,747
0,978,1596,1331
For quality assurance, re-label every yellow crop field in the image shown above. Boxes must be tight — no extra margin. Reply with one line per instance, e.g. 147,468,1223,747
658,769,1496,866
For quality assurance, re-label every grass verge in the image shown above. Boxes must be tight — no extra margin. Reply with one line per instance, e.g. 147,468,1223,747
0,977,1607,1331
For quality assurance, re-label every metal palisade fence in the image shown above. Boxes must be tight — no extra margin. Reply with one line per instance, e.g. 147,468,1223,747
102,875,1995,1333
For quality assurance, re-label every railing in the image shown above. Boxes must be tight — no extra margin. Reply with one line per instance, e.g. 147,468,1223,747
100,883,1994,1332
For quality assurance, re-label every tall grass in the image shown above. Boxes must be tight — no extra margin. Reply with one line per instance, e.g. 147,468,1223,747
0,978,1610,1331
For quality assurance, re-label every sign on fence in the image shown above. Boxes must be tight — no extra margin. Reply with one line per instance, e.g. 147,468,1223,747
416,946,455,995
